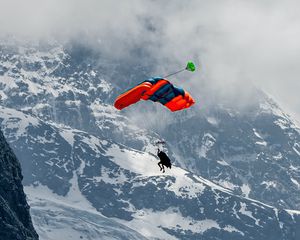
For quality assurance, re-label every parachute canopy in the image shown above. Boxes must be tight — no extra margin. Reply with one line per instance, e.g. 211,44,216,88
114,77,195,112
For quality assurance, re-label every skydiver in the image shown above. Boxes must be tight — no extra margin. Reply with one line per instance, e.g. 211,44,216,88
157,149,172,173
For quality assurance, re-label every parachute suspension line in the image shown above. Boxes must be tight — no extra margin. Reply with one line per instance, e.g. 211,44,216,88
163,68,186,78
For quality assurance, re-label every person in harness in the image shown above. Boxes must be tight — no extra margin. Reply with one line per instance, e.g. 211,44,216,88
157,149,172,173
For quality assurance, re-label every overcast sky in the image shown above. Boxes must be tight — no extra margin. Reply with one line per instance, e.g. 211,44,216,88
1,0,300,119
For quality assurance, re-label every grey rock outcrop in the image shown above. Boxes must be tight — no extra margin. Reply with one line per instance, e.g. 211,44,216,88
0,130,38,240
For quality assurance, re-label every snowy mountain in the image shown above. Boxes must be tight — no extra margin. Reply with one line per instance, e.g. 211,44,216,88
1,41,300,239
1,105,300,239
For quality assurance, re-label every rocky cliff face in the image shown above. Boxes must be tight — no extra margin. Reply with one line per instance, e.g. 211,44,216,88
0,130,38,240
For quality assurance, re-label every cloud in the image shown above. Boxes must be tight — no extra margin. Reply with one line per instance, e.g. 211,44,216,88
1,0,300,118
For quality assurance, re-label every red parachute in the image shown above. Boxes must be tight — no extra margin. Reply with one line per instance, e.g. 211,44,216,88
114,62,196,112
114,77,195,112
